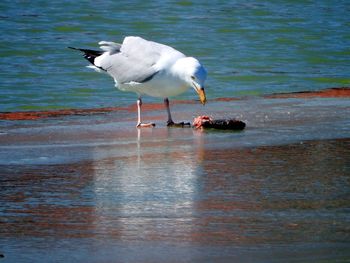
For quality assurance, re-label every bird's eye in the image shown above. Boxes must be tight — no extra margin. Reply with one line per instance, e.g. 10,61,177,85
191,76,195,80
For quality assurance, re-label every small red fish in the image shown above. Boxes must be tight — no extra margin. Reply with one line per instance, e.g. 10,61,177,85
193,115,246,130
192,115,212,129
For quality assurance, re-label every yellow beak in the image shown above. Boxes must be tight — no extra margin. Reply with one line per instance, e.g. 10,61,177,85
198,88,206,105
194,85,206,105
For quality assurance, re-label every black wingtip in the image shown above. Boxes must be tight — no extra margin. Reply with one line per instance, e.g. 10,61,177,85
67,46,104,68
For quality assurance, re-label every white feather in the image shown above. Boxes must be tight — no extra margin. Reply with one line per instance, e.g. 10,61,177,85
86,65,105,73
98,41,121,54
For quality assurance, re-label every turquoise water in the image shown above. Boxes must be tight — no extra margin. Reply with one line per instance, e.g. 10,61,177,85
1,0,349,111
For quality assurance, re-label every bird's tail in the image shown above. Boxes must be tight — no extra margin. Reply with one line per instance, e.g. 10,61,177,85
68,46,103,65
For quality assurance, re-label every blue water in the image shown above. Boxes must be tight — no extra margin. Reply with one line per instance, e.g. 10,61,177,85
1,0,349,111
0,0,350,111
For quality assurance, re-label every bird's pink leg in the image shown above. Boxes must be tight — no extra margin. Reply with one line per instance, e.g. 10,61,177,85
164,98,190,127
136,98,155,128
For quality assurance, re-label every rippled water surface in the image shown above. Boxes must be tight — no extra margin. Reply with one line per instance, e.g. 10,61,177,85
1,0,350,111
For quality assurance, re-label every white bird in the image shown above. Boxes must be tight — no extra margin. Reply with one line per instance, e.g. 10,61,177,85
69,36,207,127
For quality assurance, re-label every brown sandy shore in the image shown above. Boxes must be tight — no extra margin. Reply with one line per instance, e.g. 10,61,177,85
0,87,349,121
0,87,349,262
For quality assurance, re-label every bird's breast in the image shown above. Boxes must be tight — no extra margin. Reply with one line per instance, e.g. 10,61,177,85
118,73,189,98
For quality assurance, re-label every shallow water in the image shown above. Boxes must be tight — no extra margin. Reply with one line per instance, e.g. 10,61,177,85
1,0,350,111
1,138,349,262
0,97,349,262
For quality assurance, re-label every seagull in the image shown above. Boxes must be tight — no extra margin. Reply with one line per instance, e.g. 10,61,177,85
69,36,207,127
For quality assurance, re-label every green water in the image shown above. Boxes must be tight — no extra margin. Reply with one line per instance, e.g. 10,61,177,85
1,0,349,111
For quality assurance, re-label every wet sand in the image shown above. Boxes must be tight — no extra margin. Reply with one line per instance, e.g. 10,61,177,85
1,87,349,121
0,88,349,262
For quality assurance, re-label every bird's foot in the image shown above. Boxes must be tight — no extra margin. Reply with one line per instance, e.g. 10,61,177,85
136,122,155,128
167,121,191,127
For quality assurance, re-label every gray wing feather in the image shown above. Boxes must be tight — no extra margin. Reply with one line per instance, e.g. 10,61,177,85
96,37,164,84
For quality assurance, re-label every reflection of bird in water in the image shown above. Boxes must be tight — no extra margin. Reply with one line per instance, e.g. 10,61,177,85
91,127,199,241
70,36,207,127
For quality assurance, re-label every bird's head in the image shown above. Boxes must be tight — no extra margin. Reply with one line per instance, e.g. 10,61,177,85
175,57,207,105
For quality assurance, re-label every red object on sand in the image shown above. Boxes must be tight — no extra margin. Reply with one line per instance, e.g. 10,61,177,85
193,116,213,129
193,115,246,130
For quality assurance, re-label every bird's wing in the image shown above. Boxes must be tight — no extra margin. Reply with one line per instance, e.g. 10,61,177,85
94,36,184,84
